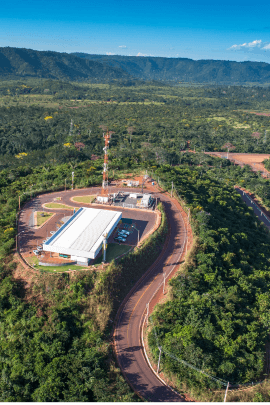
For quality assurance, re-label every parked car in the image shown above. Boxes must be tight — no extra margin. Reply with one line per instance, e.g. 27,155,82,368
120,230,130,236
116,237,126,242
50,231,56,235
33,250,40,255
36,246,43,251
118,230,128,236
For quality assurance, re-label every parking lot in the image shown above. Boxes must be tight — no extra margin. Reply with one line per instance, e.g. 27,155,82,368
17,187,157,265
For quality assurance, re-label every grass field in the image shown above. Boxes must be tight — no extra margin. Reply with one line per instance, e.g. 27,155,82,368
44,202,79,210
27,255,87,272
35,264,87,272
36,211,54,226
94,243,132,265
72,195,96,204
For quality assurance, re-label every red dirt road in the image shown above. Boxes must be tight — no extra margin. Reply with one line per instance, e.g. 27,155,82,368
206,152,270,177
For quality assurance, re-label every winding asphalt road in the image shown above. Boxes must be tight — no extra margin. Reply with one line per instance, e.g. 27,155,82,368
18,185,187,400
114,190,187,402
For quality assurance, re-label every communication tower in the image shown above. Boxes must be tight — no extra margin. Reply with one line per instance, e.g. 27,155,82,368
101,130,112,195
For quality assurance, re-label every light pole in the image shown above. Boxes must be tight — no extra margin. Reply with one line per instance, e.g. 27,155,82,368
18,192,26,211
102,233,107,263
71,172,74,190
132,225,140,246
16,231,24,252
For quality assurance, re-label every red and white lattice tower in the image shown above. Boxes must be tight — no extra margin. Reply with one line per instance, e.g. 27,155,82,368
101,131,112,195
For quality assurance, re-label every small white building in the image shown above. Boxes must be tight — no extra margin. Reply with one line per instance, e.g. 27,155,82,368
43,207,122,265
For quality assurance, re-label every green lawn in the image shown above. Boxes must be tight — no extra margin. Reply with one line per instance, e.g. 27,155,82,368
72,195,96,204
27,254,88,272
44,202,79,210
36,211,54,226
94,243,132,265
35,264,88,272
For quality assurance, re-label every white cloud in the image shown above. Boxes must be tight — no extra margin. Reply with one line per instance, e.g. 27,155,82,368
106,52,115,55
136,52,154,57
228,39,270,52
119,45,127,48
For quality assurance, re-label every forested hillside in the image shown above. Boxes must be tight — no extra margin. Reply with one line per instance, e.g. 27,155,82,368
1,46,270,84
1,76,270,400
148,163,270,398
73,53,270,84
0,47,132,82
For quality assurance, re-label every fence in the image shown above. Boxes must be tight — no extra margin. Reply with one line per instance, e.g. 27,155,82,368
236,188,270,226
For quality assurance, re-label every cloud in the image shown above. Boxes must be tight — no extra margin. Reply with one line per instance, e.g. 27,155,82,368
136,52,154,56
106,52,115,55
228,39,270,52
119,45,127,48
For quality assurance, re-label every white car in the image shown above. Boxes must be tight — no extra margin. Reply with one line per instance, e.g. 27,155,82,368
121,230,130,236
50,231,56,235
33,250,40,255
116,236,126,242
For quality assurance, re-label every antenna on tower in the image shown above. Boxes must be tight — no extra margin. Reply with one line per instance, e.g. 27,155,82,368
101,130,112,196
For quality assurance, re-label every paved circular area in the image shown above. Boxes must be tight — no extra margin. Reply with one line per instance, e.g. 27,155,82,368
18,186,157,264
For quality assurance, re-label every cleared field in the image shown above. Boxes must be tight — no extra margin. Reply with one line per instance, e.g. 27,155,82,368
207,152,270,174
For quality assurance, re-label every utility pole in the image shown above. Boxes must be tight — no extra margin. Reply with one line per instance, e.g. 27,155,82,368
171,181,173,198
19,195,20,211
224,382,230,402
132,225,140,246
65,178,66,191
163,272,166,294
16,231,24,252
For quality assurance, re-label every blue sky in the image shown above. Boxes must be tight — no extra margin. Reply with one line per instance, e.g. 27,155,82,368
1,0,270,62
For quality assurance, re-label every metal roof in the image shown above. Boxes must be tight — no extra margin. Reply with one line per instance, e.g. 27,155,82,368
43,207,122,259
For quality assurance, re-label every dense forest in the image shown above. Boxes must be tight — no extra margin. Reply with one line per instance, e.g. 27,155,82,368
1,75,270,400
2,46,270,84
1,78,270,172
149,164,270,397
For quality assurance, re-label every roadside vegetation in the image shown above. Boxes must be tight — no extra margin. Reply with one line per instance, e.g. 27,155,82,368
148,164,270,400
1,78,270,401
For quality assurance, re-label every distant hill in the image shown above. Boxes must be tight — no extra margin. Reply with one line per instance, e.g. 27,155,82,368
0,47,132,82
1,47,270,85
72,53,270,84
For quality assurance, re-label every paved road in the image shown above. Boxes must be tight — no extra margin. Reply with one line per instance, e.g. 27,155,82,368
114,191,186,402
18,185,186,400
235,187,270,230
18,187,156,254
